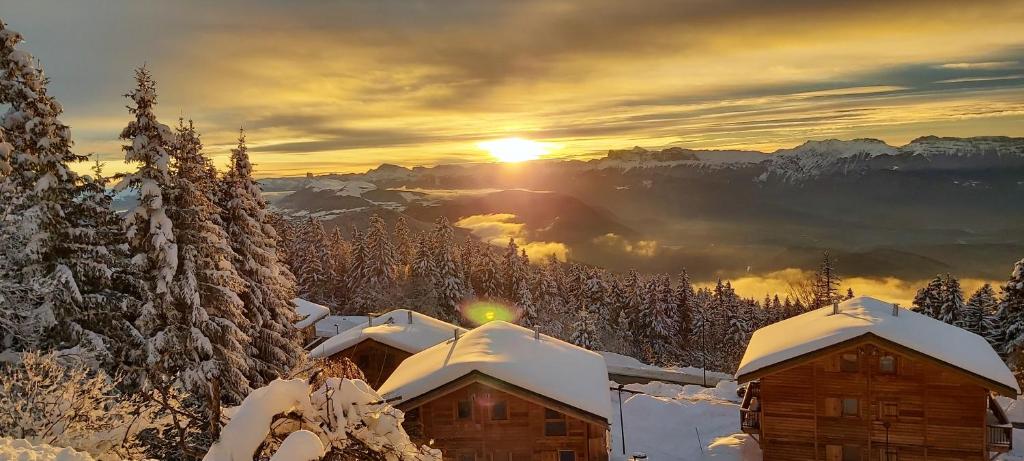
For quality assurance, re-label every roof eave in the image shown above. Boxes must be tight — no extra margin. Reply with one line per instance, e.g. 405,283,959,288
736,332,1018,397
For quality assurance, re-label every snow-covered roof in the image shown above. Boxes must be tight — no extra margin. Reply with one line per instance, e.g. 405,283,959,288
378,321,612,422
308,309,465,359
293,298,331,330
736,296,1019,395
315,315,370,338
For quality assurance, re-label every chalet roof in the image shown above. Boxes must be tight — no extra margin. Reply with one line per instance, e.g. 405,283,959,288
293,298,331,330
377,321,612,421
736,296,1020,395
308,309,465,359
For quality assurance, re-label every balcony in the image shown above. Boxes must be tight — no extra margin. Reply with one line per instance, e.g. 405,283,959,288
988,396,1013,453
739,381,761,434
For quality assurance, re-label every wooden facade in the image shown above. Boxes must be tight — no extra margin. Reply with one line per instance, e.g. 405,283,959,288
738,334,1013,461
397,372,609,461
326,339,412,389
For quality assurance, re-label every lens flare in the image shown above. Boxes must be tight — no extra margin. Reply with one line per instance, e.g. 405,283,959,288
460,299,521,326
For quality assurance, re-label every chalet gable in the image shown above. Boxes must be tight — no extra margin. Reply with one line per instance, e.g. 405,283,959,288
736,296,1019,397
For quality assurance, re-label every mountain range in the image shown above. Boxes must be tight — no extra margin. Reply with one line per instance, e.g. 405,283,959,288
262,136,1024,283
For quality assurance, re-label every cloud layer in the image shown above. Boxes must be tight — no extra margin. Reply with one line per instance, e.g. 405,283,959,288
2,0,1023,176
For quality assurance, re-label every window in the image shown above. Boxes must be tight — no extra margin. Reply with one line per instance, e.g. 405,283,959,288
879,449,898,461
491,400,508,420
879,355,896,374
840,353,859,372
842,398,859,417
842,445,860,461
544,408,567,436
558,451,576,461
457,400,472,420
458,451,475,461
880,402,898,419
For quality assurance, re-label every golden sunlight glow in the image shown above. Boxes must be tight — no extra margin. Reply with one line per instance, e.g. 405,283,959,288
478,137,551,163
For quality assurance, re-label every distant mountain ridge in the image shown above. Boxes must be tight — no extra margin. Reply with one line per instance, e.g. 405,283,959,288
261,135,1024,282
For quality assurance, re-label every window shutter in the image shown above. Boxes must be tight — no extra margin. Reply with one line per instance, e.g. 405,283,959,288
824,356,840,372
824,397,841,417
826,445,842,461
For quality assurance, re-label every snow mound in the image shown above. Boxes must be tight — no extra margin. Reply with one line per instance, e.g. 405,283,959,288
0,438,95,461
737,296,1019,395
293,298,331,330
379,321,612,421
621,380,741,404
309,309,465,359
602,351,733,386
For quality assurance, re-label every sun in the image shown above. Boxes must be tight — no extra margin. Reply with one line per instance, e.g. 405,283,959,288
478,137,550,163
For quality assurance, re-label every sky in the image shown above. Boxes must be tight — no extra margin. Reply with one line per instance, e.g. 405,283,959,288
3,0,1024,177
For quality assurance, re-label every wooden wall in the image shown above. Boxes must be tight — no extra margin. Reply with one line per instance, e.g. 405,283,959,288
404,381,609,461
329,339,412,389
758,340,990,461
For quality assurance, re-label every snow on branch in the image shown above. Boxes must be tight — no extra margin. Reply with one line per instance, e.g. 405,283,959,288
203,378,439,461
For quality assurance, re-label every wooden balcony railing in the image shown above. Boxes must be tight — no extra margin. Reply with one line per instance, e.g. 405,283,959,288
739,382,761,433
988,395,1013,452
988,424,1012,452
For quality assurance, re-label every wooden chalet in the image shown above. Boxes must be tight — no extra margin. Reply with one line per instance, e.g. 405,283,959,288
378,321,612,461
293,298,330,346
736,296,1019,461
308,309,466,388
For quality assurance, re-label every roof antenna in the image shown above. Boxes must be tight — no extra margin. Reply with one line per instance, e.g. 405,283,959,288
832,302,839,315
892,303,900,317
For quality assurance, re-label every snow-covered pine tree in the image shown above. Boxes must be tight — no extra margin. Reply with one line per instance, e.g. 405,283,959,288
64,158,147,382
167,119,253,413
673,269,695,361
569,304,602,351
999,259,1024,373
359,214,398,309
534,255,566,336
938,274,965,327
619,269,646,357
325,227,351,308
0,19,120,359
502,238,526,300
431,217,466,323
649,274,677,365
292,218,331,303
913,275,944,319
119,66,179,367
579,267,612,342
475,247,502,299
405,232,438,313
964,283,999,345
219,129,303,384
390,216,412,279
345,226,367,309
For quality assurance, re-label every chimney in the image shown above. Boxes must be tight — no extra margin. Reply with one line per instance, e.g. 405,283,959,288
832,302,839,315
534,327,540,340
368,316,373,327
892,303,900,317
454,328,460,341
407,310,413,324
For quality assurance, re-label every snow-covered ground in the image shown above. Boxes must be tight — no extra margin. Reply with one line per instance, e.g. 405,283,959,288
609,380,760,460
0,438,95,461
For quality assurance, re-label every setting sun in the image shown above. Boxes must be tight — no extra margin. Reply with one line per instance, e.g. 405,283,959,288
478,137,550,163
